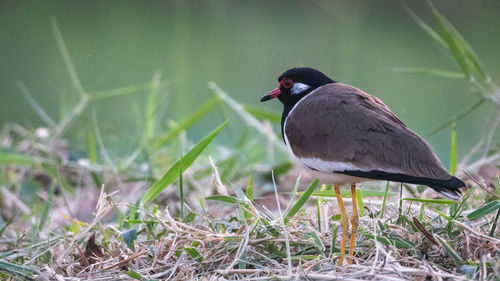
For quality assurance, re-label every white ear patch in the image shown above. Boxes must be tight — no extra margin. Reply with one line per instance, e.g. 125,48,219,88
291,82,310,95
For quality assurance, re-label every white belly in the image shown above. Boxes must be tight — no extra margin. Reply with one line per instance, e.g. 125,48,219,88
296,161,371,185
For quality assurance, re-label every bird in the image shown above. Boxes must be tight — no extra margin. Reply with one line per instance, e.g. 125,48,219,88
260,67,465,265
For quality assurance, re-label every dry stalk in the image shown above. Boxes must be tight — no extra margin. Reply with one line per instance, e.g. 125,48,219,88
103,250,148,270
56,186,115,264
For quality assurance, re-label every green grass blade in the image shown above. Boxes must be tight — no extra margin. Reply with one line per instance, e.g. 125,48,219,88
363,233,414,249
435,209,452,223
283,175,302,219
122,228,138,252
425,99,485,137
0,260,38,279
182,211,196,223
467,200,500,221
245,171,253,200
449,122,457,175
88,82,163,100
151,96,221,151
242,104,281,123
238,247,247,270
39,182,56,231
145,71,162,141
310,230,325,253
404,5,447,48
141,121,227,204
244,171,253,220
380,181,390,219
453,186,476,219
316,184,327,231
489,208,500,237
429,3,489,82
435,234,463,265
231,183,247,202
0,152,37,166
403,198,456,204
205,195,241,205
419,204,425,221
397,184,403,224
0,214,16,237
50,18,86,98
179,139,184,218
329,223,338,258
87,127,98,164
198,195,215,231
184,247,203,261
392,67,465,79
285,179,319,220
209,82,287,153
429,4,471,78
123,270,145,281
18,82,56,127
356,187,365,217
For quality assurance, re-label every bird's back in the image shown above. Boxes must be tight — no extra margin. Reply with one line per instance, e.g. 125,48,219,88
284,83,464,198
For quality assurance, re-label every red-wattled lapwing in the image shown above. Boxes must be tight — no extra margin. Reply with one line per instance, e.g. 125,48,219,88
260,67,465,265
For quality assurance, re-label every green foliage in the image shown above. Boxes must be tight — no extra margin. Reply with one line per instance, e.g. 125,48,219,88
178,140,184,218
363,232,415,249
123,270,147,281
184,247,203,262
392,67,465,79
122,228,138,252
0,152,37,166
242,104,281,123
285,179,319,223
405,2,499,139
449,123,457,175
141,121,227,204
435,234,464,266
356,188,365,217
380,181,390,219
489,208,500,237
0,260,38,279
182,211,197,223
151,96,222,151
205,195,241,204
39,182,56,232
467,200,500,221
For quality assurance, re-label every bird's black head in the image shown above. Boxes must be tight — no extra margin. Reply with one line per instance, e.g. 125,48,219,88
260,67,335,104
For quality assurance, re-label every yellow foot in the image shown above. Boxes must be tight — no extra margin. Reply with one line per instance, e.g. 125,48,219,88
334,184,349,266
348,184,359,264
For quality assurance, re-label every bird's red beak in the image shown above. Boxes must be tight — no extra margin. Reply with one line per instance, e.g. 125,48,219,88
260,86,280,102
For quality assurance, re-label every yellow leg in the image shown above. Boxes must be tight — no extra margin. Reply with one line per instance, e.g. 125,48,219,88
348,184,359,264
334,184,349,266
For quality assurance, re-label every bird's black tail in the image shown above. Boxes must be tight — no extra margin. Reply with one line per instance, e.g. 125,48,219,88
338,170,465,200
427,176,464,200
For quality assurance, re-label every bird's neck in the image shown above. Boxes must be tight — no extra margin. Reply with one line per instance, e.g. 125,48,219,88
279,81,336,141
280,94,306,141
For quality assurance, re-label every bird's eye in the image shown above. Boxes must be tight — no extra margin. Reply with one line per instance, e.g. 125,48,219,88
280,78,294,89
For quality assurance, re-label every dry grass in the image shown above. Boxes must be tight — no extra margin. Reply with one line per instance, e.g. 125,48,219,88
0,126,499,280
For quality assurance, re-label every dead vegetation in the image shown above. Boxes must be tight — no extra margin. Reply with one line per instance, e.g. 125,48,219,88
1,4,500,281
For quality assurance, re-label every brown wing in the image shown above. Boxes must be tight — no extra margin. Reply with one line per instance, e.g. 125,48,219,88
285,83,452,180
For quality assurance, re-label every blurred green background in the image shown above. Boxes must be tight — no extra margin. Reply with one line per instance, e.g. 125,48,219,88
1,0,499,166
